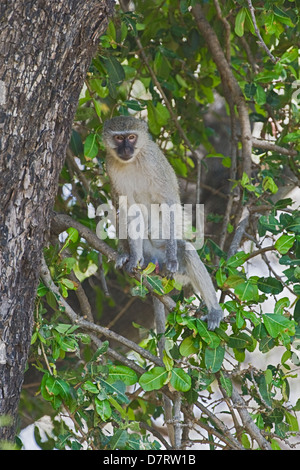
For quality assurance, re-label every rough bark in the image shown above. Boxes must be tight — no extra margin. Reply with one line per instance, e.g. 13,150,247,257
0,0,113,441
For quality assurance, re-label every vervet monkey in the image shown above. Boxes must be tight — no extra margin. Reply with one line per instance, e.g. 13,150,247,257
102,116,223,330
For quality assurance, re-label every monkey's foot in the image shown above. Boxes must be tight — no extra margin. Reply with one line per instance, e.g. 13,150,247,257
125,256,144,274
202,307,224,331
165,259,179,278
116,253,129,269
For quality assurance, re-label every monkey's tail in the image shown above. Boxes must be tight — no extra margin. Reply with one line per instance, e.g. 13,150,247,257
183,242,218,309
182,242,224,330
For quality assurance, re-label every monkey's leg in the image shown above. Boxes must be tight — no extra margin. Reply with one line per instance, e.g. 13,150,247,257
125,236,144,273
165,210,179,276
180,242,224,330
115,240,130,269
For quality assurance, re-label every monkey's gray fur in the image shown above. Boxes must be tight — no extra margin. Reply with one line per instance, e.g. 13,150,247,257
103,116,223,330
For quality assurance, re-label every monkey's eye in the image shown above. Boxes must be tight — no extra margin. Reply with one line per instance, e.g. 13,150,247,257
114,135,124,142
128,134,137,142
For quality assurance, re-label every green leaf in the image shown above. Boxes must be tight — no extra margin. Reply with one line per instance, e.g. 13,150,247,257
216,268,226,287
59,227,79,253
90,342,109,360
109,429,128,450
84,133,99,158
147,102,170,135
180,0,189,14
89,78,109,98
155,102,170,126
153,51,171,80
228,332,253,350
139,367,169,391
241,433,251,449
227,251,247,268
259,215,281,235
131,282,148,298
108,395,127,419
60,278,76,290
99,378,129,405
263,176,278,194
95,397,112,421
273,6,294,27
205,346,225,373
145,274,165,294
255,85,266,106
275,234,295,254
274,297,290,315
259,335,275,353
102,56,125,84
107,365,138,386
54,324,79,334
74,106,95,122
285,411,299,432
179,336,199,357
170,368,191,392
282,131,300,143
196,319,220,348
234,278,259,301
37,283,48,297
235,8,246,37
82,381,99,394
263,314,295,338
219,371,232,397
69,129,84,156
46,376,70,400
257,277,283,295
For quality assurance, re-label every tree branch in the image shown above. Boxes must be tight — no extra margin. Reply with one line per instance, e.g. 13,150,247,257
227,206,250,259
252,137,298,157
192,4,252,177
230,386,272,450
246,0,278,64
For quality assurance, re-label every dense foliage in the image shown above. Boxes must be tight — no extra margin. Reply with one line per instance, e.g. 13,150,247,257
19,0,299,450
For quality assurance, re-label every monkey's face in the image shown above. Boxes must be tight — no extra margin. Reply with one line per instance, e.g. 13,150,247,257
113,133,138,161
103,116,149,163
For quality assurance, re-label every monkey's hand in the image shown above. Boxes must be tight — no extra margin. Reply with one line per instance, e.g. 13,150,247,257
116,253,130,270
202,307,224,331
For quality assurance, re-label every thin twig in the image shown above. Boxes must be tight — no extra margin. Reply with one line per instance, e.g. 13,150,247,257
183,402,244,450
252,137,298,157
245,245,275,260
246,0,278,63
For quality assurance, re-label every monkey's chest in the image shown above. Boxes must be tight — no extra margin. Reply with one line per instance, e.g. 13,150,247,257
114,166,158,205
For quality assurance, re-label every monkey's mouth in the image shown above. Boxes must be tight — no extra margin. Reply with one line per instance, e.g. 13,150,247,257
117,150,134,161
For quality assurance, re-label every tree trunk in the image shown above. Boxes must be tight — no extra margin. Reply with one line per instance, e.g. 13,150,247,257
0,0,113,442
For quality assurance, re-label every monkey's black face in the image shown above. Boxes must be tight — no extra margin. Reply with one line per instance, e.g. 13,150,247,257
113,134,138,161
